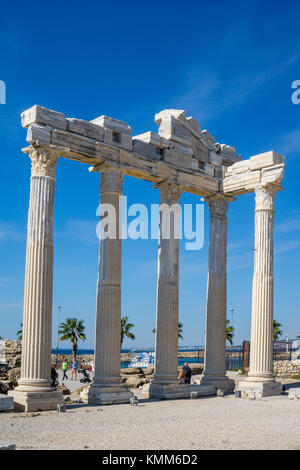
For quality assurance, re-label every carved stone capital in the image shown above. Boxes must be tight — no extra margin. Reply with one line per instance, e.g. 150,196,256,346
255,185,276,212
155,181,182,205
206,195,232,220
99,167,124,194
29,146,59,178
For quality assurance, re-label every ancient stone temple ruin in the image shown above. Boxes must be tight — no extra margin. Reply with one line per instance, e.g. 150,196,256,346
9,106,286,411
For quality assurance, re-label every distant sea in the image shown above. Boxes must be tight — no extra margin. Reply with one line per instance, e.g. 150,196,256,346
51,347,243,369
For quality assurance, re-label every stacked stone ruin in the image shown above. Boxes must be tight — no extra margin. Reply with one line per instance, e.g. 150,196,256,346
8,106,286,410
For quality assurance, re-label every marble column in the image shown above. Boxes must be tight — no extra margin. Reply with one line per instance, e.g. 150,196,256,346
239,185,282,397
149,182,186,399
200,195,235,393
9,145,63,411
82,165,132,404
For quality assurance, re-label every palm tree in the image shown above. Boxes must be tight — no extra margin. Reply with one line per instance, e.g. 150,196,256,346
58,317,86,362
121,316,135,346
273,320,283,342
17,323,23,341
152,321,183,340
226,320,234,345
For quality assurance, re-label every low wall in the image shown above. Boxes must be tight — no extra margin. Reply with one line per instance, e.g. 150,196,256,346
0,340,22,368
274,360,300,377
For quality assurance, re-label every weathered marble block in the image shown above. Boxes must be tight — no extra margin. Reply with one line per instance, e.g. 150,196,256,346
26,124,51,145
51,129,99,157
67,118,104,141
179,155,199,170
201,129,215,145
225,160,250,175
223,170,261,194
133,131,169,148
191,138,210,163
250,150,285,171
201,163,215,177
91,115,132,135
0,393,14,411
162,148,181,167
261,163,285,185
21,105,67,130
209,151,222,166
133,139,162,160
102,127,132,151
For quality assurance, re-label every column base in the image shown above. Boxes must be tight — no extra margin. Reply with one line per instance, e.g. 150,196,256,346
189,384,216,397
199,374,235,394
81,382,133,405
8,390,64,412
148,381,217,399
238,379,282,398
149,382,190,399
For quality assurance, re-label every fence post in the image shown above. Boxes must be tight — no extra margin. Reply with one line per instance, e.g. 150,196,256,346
242,340,250,369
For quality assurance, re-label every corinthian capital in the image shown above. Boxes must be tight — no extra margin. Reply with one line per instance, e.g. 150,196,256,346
255,186,276,212
156,182,182,205
28,146,59,178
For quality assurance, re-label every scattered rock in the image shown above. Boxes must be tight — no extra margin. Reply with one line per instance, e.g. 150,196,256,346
58,383,71,395
0,442,16,450
8,368,21,386
0,382,11,394
125,376,144,389
121,367,144,375
143,366,154,376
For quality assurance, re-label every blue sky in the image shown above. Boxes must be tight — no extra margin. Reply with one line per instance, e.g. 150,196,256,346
0,0,299,349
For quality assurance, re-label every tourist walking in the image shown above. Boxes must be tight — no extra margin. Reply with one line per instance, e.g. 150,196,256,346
71,360,78,380
182,363,192,384
62,360,68,381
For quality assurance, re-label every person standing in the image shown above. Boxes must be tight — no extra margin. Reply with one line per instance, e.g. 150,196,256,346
182,362,192,384
71,360,78,380
62,360,68,381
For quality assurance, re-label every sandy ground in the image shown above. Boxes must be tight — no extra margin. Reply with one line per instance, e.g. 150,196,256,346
1,372,300,450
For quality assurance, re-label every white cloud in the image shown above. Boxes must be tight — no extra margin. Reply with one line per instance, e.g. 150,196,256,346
276,126,300,156
0,222,23,242
173,52,300,124
276,218,300,234
0,302,22,308
54,219,98,245
275,240,300,255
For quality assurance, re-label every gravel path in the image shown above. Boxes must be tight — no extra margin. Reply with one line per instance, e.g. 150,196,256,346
1,373,300,450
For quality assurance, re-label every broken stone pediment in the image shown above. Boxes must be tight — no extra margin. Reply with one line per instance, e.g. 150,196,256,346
154,108,241,171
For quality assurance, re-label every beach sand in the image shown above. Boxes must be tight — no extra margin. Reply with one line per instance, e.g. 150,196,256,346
1,372,300,450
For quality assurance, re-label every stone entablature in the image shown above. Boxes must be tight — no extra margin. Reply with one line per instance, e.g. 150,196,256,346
22,106,242,197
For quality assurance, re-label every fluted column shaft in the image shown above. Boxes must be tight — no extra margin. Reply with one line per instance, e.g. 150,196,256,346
248,186,276,381
93,167,124,385
153,183,182,384
202,196,230,382
17,146,59,392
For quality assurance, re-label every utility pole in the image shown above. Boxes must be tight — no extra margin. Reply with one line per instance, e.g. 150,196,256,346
56,305,61,366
